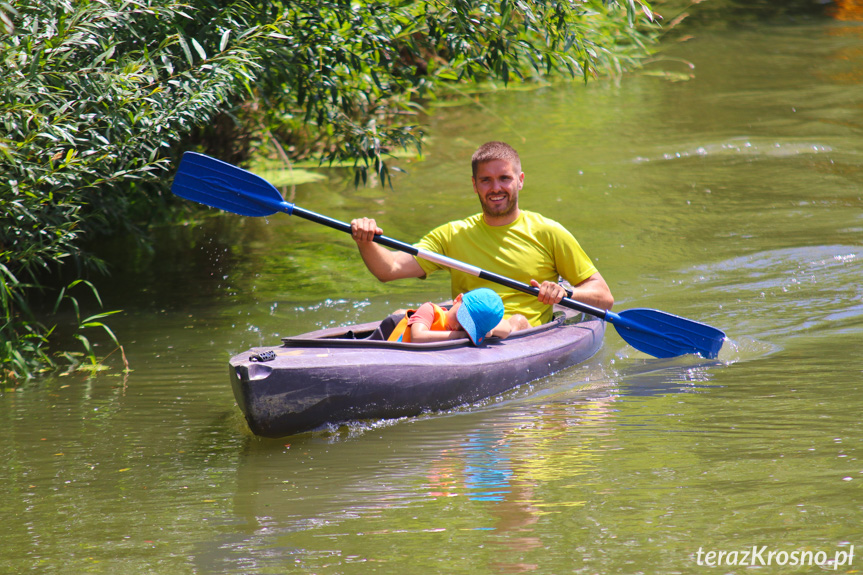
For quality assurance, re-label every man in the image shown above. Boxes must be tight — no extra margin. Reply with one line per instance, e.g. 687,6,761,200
351,141,613,329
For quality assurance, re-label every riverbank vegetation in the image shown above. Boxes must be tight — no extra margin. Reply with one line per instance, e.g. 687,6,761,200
1,0,659,384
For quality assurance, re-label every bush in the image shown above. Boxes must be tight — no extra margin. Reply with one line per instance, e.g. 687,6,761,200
0,0,268,382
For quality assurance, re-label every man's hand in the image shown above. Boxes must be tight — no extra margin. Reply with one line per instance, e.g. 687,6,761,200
530,279,567,305
349,216,425,282
350,217,383,244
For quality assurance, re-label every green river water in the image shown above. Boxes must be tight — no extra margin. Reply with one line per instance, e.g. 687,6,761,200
2,5,862,574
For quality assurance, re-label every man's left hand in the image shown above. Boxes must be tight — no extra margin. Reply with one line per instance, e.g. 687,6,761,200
530,279,566,305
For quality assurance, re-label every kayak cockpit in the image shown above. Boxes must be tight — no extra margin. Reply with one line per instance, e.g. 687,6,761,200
280,309,578,350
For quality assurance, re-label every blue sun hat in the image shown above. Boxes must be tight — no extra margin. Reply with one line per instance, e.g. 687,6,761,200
457,288,505,345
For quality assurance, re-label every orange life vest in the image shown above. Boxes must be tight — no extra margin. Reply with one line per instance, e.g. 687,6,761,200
387,303,448,343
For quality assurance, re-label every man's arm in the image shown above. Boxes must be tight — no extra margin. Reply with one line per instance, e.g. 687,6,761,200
530,272,614,310
350,217,425,282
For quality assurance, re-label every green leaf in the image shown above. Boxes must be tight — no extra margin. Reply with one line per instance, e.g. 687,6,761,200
191,37,207,60
176,32,193,65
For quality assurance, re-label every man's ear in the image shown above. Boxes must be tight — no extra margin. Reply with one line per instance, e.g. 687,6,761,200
455,293,463,303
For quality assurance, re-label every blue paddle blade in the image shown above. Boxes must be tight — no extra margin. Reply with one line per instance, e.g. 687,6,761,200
171,152,292,217
606,308,726,359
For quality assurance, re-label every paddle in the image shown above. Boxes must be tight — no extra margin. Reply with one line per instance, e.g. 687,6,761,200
171,152,726,359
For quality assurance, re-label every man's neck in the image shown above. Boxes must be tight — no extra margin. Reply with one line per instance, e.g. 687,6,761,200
483,208,521,227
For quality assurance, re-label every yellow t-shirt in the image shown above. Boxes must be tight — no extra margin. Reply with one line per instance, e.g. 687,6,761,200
414,211,597,326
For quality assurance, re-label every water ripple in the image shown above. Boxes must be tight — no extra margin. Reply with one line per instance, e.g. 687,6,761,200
633,137,835,164
684,245,862,344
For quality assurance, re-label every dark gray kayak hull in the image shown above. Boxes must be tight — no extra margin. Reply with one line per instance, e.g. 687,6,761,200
229,309,604,437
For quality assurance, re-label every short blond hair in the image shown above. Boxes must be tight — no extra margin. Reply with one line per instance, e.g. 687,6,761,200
471,141,522,177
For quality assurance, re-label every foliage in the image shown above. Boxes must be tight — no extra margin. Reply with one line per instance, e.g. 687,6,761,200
52,279,127,375
248,0,660,184
0,0,658,382
1,263,53,382
1,268,124,385
0,2,14,34
0,0,270,382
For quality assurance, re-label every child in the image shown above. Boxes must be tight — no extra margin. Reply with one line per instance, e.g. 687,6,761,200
387,288,513,345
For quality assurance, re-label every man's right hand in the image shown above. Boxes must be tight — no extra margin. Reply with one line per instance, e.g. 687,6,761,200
350,218,383,244
348,217,426,282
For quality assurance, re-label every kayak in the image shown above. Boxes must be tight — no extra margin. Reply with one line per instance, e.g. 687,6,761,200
229,307,605,437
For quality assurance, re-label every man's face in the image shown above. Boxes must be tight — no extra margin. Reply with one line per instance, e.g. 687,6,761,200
472,159,523,221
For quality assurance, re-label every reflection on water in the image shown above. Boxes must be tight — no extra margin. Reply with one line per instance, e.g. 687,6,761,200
217,395,621,574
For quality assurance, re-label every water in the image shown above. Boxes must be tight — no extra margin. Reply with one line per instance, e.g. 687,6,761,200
2,7,862,574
